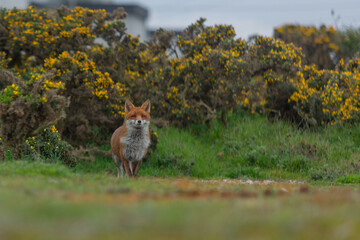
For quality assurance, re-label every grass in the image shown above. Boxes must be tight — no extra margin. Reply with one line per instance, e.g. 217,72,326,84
73,111,360,183
1,160,360,240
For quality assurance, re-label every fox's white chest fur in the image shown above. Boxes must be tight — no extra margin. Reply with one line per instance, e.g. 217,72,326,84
121,123,150,162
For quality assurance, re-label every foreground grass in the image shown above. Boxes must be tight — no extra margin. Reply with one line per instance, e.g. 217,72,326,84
74,112,360,183
1,160,360,240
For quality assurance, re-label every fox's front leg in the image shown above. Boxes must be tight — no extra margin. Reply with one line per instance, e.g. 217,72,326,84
133,161,142,177
122,160,133,177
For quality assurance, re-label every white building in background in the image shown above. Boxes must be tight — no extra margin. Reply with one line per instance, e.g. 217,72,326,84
0,0,150,41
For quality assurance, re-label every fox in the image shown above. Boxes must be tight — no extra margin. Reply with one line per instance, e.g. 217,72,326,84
111,99,151,178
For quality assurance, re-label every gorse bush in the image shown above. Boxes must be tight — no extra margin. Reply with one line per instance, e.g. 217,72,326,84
274,24,341,69
0,51,69,160
0,6,132,147
245,36,303,121
136,19,304,125
274,24,360,68
290,59,360,126
0,6,165,159
42,50,126,144
273,24,360,126
24,125,74,164
142,19,248,125
0,69,69,159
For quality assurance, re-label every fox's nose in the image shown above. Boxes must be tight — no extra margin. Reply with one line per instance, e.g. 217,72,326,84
137,120,142,124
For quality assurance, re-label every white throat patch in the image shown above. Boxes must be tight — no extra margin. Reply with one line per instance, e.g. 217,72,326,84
120,120,150,162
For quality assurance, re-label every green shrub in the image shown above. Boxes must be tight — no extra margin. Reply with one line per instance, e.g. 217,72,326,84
337,174,360,184
339,27,360,60
23,125,74,165
309,165,342,181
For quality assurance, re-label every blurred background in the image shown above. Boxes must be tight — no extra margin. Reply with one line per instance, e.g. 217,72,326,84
1,0,359,40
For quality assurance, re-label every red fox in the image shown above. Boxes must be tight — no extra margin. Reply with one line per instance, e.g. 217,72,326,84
111,100,151,178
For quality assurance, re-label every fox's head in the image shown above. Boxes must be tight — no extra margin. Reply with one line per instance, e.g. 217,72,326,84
124,99,151,129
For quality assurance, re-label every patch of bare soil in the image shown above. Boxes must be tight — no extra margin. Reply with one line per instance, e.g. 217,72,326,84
61,178,322,204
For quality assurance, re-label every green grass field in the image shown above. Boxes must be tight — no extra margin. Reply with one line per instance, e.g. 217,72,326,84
73,112,360,183
1,112,360,239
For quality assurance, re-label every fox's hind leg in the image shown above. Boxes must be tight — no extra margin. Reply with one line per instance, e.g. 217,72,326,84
117,162,124,178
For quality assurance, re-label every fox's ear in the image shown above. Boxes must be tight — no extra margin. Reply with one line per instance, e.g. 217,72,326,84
141,99,151,113
124,100,135,113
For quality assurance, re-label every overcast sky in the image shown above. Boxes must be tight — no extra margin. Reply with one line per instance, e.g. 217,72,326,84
119,0,360,39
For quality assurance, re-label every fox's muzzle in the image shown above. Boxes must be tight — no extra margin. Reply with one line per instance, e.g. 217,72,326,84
127,119,149,128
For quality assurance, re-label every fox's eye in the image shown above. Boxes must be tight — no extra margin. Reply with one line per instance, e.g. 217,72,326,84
142,115,146,118
130,115,136,119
